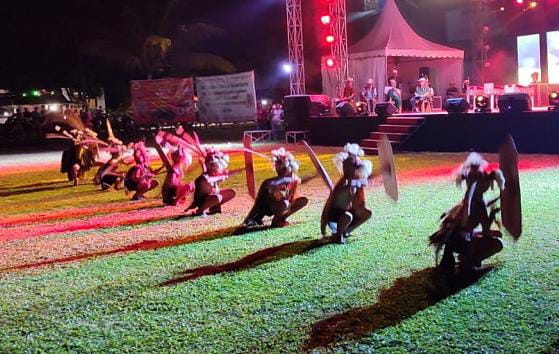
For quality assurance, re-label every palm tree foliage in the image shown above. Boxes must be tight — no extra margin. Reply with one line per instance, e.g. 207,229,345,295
79,0,235,80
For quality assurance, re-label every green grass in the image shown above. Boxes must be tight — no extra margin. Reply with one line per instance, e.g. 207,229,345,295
0,151,557,353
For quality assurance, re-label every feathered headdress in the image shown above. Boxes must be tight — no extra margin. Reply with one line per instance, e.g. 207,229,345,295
333,143,373,179
44,111,85,132
455,152,489,184
203,146,230,171
271,148,299,174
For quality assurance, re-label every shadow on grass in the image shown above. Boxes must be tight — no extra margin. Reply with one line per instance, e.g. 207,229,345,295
0,184,74,197
161,236,333,286
304,266,496,351
3,226,242,271
0,180,67,192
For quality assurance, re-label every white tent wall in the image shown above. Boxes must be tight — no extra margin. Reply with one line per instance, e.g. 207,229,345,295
323,55,463,103
321,0,464,105
395,58,464,99
349,56,387,103
321,60,339,99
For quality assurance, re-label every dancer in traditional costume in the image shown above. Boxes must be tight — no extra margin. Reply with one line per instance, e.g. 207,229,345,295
321,144,373,244
124,141,160,200
45,112,103,186
243,148,309,228
429,138,522,271
303,137,398,245
185,146,236,216
93,118,126,191
154,136,195,206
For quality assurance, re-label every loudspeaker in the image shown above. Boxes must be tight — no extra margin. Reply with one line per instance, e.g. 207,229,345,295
308,94,332,116
335,101,356,117
498,93,531,113
445,98,469,113
283,95,312,130
374,102,397,117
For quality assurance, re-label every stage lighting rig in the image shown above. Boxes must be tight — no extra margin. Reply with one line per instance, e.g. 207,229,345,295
475,95,491,113
320,15,331,25
355,102,368,116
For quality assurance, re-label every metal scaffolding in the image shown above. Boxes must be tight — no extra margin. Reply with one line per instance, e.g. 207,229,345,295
329,0,350,96
286,0,305,95
471,0,491,85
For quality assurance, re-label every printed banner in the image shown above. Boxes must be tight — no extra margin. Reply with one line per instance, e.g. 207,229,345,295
131,78,195,125
196,71,257,123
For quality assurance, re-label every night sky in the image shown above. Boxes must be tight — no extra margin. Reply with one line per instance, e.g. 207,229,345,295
1,0,557,104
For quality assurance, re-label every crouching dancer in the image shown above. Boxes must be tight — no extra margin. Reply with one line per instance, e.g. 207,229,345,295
124,142,159,200
243,148,309,228
321,144,373,244
429,152,508,271
185,147,236,216
94,148,125,190
154,139,194,206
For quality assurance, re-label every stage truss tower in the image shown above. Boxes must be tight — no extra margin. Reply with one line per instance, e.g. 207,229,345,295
286,0,305,95
329,0,350,96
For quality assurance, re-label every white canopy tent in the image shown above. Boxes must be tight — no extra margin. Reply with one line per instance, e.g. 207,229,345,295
322,0,464,102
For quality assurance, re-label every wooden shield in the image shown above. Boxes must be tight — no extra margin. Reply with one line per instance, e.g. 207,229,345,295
377,134,398,201
499,135,522,239
302,141,334,191
243,135,256,200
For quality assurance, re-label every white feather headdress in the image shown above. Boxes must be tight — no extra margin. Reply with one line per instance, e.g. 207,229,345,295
333,143,372,178
271,148,299,173
456,152,489,184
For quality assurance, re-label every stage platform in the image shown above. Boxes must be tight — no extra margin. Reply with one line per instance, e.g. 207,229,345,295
309,109,559,154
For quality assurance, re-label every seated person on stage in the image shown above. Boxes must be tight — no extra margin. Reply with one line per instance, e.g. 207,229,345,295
339,78,355,103
388,68,402,89
410,77,434,112
385,77,402,113
360,78,377,111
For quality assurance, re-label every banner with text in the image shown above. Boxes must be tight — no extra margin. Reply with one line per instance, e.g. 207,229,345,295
197,71,257,123
131,78,195,125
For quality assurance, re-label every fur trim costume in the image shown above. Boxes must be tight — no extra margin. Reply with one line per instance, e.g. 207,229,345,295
321,143,373,244
429,152,506,271
243,148,308,228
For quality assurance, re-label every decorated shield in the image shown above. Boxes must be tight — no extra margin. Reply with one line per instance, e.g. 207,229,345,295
243,135,257,199
499,135,522,239
377,134,398,201
302,141,334,192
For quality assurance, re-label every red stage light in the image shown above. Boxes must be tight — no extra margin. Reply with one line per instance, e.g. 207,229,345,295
516,0,524,4
325,58,335,68
320,15,331,25
325,35,335,43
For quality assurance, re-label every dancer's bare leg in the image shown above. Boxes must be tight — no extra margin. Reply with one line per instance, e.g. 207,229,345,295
333,212,353,244
346,208,372,235
271,197,308,227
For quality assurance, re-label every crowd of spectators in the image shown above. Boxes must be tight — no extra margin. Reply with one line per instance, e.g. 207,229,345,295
0,105,138,147
256,102,284,140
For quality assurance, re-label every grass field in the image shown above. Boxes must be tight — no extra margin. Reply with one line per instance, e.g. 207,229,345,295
0,148,558,353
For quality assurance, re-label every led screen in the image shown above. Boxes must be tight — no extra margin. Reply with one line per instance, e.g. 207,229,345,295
517,34,541,85
547,31,559,84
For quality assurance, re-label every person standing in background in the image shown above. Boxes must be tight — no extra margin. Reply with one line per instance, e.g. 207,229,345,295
270,104,284,140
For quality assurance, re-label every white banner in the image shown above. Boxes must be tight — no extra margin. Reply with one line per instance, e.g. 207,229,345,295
196,71,257,123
